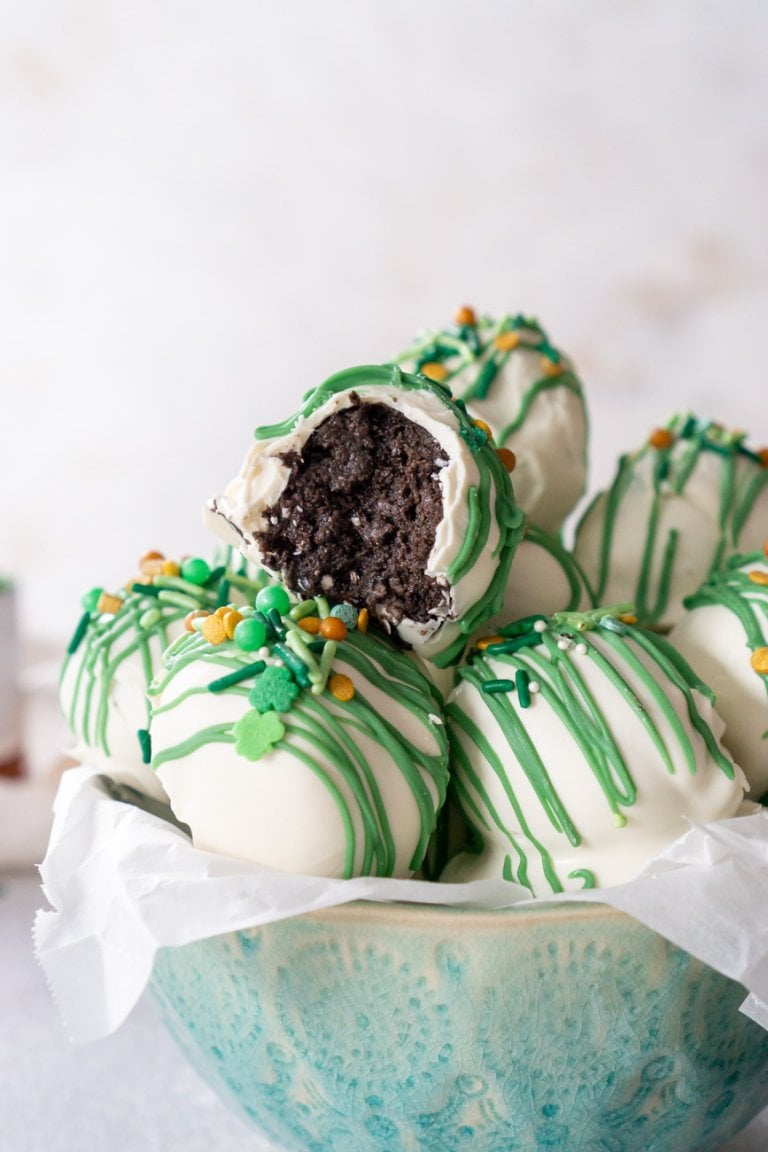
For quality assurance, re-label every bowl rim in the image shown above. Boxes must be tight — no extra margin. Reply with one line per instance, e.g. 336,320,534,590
293,898,629,931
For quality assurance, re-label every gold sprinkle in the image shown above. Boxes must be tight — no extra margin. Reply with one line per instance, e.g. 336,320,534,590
748,570,768,586
619,613,638,625
223,609,243,639
649,427,675,450
202,615,228,645
497,447,516,472
161,560,181,577
298,616,322,634
97,592,122,615
420,362,448,383
494,331,520,352
540,357,563,377
476,635,504,650
454,305,476,327
759,449,768,469
751,647,768,675
357,608,369,634
329,673,355,702
185,609,209,632
472,418,493,440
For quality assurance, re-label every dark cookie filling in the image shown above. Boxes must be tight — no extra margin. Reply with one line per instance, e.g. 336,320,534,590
257,401,449,628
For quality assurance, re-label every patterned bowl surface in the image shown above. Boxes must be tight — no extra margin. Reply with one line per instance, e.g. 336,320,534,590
150,900,768,1152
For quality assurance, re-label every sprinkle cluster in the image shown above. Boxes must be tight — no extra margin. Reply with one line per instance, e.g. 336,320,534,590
186,587,366,761
646,415,768,470
473,605,638,708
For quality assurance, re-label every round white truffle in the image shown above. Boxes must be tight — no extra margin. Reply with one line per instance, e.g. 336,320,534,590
443,609,746,895
149,595,449,878
669,550,768,800
574,415,768,630
396,309,588,535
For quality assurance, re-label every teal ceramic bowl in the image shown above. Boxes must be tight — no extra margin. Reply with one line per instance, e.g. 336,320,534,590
150,900,768,1152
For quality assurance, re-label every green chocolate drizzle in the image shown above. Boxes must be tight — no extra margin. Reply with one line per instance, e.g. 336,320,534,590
446,614,735,895
60,548,268,761
247,364,524,668
148,597,450,879
396,312,586,451
576,414,768,627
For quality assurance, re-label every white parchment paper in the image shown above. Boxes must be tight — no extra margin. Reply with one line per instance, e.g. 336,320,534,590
34,766,768,1043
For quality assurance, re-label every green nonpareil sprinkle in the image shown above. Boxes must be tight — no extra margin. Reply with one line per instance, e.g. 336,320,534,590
486,632,543,656
516,669,532,708
67,611,91,655
207,661,266,693
137,728,152,764
482,679,516,695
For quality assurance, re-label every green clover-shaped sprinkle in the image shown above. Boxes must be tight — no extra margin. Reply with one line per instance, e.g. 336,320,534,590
249,665,299,713
233,709,285,760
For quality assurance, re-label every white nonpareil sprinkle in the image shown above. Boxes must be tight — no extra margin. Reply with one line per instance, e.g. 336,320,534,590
528,681,540,693
557,638,571,650
575,642,588,655
533,620,548,633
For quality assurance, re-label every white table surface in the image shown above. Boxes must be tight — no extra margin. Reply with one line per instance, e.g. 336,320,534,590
3,870,768,1152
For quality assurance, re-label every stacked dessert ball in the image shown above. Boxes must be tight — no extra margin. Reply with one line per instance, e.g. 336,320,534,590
61,306,766,893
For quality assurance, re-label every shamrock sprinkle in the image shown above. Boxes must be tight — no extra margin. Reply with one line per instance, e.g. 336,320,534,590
233,710,285,760
249,665,299,713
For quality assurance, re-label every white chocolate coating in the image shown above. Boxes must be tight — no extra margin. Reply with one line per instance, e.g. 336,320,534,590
669,555,768,798
149,620,449,878
443,617,746,894
574,417,768,629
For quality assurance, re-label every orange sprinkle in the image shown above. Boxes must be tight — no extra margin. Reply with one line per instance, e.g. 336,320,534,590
494,331,520,352
748,570,768,586
476,635,504,650
472,418,493,440
96,592,122,615
139,550,164,568
751,647,768,675
540,357,563,377
454,305,477,327
357,608,369,634
161,560,181,577
420,362,449,383
184,609,209,632
329,673,355,702
320,616,348,642
619,613,638,625
497,447,517,472
214,605,231,617
759,449,768,469
223,609,243,638
202,615,228,645
763,541,768,561
298,616,322,634
649,428,675,451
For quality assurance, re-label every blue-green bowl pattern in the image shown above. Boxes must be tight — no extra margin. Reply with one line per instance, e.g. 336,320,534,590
150,901,768,1152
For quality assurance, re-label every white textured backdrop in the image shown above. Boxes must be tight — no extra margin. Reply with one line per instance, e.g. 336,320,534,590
2,0,768,640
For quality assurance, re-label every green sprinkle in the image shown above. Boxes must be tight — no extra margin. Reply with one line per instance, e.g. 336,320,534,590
499,615,548,638
290,599,322,621
139,607,161,630
233,709,284,760
482,679,516,695
208,661,266,693
256,585,291,615
473,358,500,401
516,669,531,708
233,617,267,652
205,565,226,586
273,642,312,688
487,632,543,656
137,728,152,764
249,664,299,712
130,582,162,597
330,603,358,630
67,611,91,655
181,557,211,586
216,578,230,607
267,607,285,636
81,587,103,612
